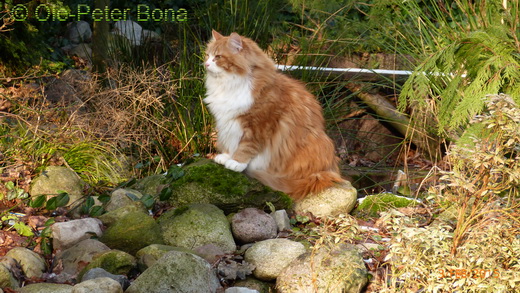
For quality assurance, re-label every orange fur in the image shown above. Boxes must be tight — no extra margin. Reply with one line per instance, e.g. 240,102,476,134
204,30,344,200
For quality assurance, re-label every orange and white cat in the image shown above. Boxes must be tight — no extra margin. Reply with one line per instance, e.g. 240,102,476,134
204,30,343,199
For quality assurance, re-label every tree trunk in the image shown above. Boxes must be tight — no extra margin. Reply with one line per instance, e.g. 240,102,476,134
92,0,110,74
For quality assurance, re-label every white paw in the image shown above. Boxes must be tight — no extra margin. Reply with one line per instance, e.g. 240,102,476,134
224,159,248,172
214,153,231,165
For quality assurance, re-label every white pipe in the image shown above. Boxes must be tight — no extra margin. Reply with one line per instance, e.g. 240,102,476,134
276,64,413,76
276,64,466,78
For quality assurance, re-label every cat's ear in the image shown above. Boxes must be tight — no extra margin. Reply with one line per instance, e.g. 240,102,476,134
211,29,223,41
228,33,243,53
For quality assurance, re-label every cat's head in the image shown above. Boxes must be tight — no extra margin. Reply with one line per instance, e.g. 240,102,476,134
204,30,273,76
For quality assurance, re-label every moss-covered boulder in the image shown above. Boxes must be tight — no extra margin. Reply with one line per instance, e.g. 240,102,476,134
78,250,136,280
125,250,221,293
99,211,164,255
30,166,86,208
276,244,368,293
135,244,189,271
157,203,236,253
133,174,168,198
353,193,419,218
164,159,292,213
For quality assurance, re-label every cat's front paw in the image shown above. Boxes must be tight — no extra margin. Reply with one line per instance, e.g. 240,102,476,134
224,159,248,172
214,153,231,165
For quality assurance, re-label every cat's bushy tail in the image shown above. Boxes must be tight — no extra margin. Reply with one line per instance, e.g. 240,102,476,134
250,170,344,200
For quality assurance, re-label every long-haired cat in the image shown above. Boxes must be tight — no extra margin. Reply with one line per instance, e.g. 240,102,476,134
204,30,344,200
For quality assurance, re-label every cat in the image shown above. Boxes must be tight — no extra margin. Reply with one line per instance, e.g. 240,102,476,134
203,30,344,199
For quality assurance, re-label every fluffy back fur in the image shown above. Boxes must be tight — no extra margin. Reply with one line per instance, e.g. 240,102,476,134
204,30,343,199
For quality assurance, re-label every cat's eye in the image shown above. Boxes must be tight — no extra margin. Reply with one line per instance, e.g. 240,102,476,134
214,55,222,60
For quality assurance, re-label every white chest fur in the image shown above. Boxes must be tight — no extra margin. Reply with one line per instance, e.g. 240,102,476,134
204,74,253,155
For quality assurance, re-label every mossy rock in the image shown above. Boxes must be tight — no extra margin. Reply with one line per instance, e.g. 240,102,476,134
353,193,418,218
133,174,168,198
165,159,292,213
78,249,136,280
99,211,164,255
157,203,236,253
135,244,193,272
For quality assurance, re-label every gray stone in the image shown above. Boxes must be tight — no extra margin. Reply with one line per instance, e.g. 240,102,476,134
193,244,225,264
52,218,103,250
234,277,273,293
78,250,136,281
97,204,147,226
55,239,110,276
244,239,306,281
231,208,277,243
158,203,236,253
271,210,291,232
5,247,46,279
81,268,129,290
125,250,221,293
141,29,160,42
294,181,357,217
133,174,167,198
68,43,92,61
105,188,145,212
276,244,368,293
18,283,73,293
99,211,164,255
73,277,123,293
135,244,183,272
112,20,142,46
30,166,86,208
65,21,92,44
0,257,18,289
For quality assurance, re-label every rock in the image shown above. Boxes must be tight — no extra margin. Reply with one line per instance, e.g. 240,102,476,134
193,244,225,264
234,277,273,293
97,204,147,226
52,218,103,250
231,208,277,243
141,29,160,42
276,244,368,293
294,181,357,217
244,239,306,281
5,247,46,279
65,21,92,44
78,250,136,281
55,239,111,277
81,268,130,290
125,250,221,293
17,283,73,293
73,277,123,293
133,174,167,198
166,159,292,213
30,166,86,209
271,210,291,232
225,288,259,293
68,43,92,61
135,244,183,271
353,193,419,218
105,188,146,212
158,203,236,253
0,257,19,289
112,20,142,46
99,211,164,255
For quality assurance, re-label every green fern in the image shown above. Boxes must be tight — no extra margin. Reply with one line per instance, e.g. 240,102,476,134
396,0,520,137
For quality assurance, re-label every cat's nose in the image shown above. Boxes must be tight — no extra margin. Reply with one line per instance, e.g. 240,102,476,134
205,62,210,68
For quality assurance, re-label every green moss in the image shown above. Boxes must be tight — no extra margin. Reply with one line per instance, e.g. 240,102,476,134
171,161,250,197
99,211,164,255
353,193,418,218
78,250,136,280
166,159,292,213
